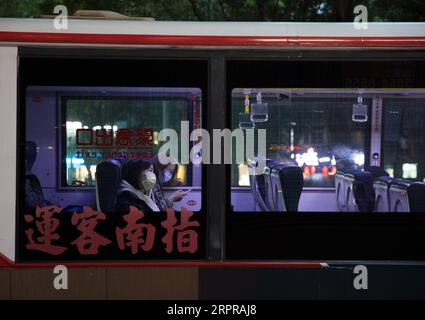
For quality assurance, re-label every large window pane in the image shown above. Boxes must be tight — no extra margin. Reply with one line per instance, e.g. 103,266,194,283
383,97,425,182
61,88,202,188
231,89,370,188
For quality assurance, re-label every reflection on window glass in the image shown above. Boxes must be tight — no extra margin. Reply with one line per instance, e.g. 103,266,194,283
62,88,202,188
231,89,370,187
383,98,425,183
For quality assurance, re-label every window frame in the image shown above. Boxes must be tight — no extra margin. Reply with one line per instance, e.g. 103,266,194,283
16,47,425,263
225,57,425,261
17,50,212,262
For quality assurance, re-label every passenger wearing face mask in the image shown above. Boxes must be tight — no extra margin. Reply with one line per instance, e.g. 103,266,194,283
152,155,189,211
117,159,160,213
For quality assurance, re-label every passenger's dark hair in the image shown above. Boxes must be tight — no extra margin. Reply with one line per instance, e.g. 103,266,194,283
122,158,152,190
152,154,178,187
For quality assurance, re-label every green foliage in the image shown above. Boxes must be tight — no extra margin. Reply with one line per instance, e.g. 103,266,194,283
0,0,424,21
0,0,43,18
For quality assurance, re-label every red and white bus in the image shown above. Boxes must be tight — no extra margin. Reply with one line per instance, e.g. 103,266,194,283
1,14,425,298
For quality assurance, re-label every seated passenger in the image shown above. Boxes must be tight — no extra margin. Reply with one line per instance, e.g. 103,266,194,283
117,159,160,213
152,154,189,211
25,177,50,213
25,141,51,213
153,154,182,187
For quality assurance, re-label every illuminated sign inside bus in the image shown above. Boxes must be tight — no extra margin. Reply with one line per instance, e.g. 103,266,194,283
75,127,154,159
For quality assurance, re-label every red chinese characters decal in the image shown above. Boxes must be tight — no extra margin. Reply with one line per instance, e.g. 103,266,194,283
95,129,114,147
71,206,112,255
24,206,67,255
76,128,93,146
23,206,200,257
134,128,153,147
116,206,156,254
115,128,133,148
161,207,200,254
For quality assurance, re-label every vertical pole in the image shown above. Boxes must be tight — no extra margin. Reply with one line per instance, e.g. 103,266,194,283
206,55,226,261
370,96,383,167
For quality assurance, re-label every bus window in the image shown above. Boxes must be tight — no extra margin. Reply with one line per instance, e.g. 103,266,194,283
231,88,370,189
25,86,202,212
60,88,201,188
383,98,425,182
231,88,425,213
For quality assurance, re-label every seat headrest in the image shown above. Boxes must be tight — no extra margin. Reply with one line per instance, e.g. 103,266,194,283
272,163,303,212
390,178,413,190
366,166,389,180
373,175,393,187
95,158,128,213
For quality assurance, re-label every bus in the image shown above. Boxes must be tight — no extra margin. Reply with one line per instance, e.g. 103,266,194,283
1,13,425,299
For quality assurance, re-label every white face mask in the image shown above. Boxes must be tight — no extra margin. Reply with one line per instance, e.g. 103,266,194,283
140,171,156,191
163,170,173,183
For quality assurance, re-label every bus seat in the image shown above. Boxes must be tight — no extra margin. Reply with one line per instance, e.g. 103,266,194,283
389,179,412,212
408,182,425,213
373,176,393,212
25,141,50,213
389,179,425,213
264,163,275,211
362,166,389,212
25,141,84,214
352,171,375,212
95,158,127,213
247,158,270,211
335,170,347,211
342,166,388,213
270,163,303,212
342,169,359,212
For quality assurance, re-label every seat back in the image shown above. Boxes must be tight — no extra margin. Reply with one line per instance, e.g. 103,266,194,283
340,166,388,213
95,158,127,213
389,179,411,212
271,164,303,212
248,174,270,211
352,171,374,212
25,141,50,212
373,176,392,212
343,169,359,212
248,158,272,211
264,163,275,211
335,171,347,211
408,182,425,213
390,179,425,213
363,166,389,212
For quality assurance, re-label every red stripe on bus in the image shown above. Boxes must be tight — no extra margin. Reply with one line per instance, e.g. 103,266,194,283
0,252,324,268
1,32,425,47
